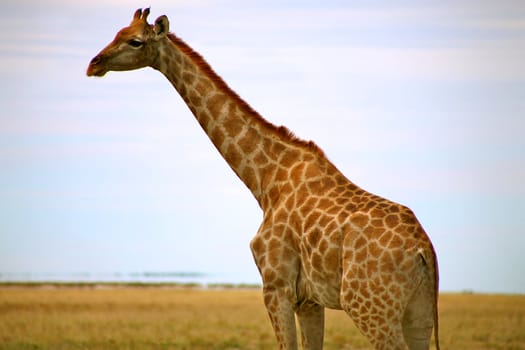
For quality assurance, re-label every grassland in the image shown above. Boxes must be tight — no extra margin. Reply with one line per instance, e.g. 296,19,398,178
0,284,524,349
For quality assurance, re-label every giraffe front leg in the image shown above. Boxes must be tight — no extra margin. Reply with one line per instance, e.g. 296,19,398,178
296,301,325,350
251,222,301,349
263,285,298,350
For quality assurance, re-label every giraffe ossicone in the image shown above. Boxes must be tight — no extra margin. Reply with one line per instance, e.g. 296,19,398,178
87,8,440,350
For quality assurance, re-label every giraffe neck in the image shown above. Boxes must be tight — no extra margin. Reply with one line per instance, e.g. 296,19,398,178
153,33,319,209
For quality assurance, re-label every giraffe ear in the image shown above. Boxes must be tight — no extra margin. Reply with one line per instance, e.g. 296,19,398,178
154,15,169,38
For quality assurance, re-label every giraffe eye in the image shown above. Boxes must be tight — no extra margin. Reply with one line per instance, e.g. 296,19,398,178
128,39,144,48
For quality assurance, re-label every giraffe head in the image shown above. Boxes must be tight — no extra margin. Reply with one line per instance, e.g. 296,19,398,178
87,8,169,77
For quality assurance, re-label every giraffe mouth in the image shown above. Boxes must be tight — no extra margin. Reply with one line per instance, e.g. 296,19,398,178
86,55,108,77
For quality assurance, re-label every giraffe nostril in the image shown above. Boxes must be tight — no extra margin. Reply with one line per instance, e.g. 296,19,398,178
90,55,102,65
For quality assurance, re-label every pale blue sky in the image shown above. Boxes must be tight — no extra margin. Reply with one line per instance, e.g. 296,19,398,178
0,0,524,293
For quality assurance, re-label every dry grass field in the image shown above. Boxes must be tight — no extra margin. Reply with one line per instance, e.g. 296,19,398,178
0,284,524,349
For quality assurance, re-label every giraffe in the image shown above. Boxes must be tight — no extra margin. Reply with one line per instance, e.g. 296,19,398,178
87,8,440,350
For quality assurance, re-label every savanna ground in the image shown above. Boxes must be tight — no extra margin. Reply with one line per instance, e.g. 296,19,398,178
0,284,524,350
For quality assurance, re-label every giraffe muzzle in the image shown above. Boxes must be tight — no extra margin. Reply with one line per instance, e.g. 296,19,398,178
86,55,107,77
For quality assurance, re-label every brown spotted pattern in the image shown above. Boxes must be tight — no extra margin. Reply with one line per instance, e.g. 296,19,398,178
87,8,440,350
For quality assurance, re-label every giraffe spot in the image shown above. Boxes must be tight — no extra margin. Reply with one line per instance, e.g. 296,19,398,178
304,163,321,179
187,89,202,107
370,208,386,217
284,227,298,246
349,279,359,290
317,215,334,231
364,200,377,210
351,213,369,229
389,205,400,213
366,259,379,276
195,77,212,95
380,253,395,273
316,198,332,210
206,93,226,116
326,222,340,241
263,292,273,306
306,213,323,231
371,218,383,228
389,284,402,299
225,143,242,168
400,211,417,225
223,111,244,138
301,196,320,213
372,296,384,308
352,188,364,196
284,194,295,211
179,84,188,97
407,225,418,235
328,204,343,215
281,244,295,258
312,252,323,271
378,230,393,247
273,223,286,242
381,273,393,287
385,214,400,229
183,57,197,72
250,236,266,255
268,185,281,203
210,127,225,149
263,268,277,283
324,247,340,271
288,209,301,228
386,308,395,319
289,163,306,183
268,253,280,270
262,228,272,240
197,111,211,129
351,196,363,205
274,167,289,182
319,239,329,254
307,179,324,194
356,265,366,279
242,166,257,190
343,248,353,261
279,149,300,167
393,249,405,266
274,208,288,224
350,309,359,319
296,196,311,217
362,224,373,234
335,195,348,206
337,211,349,225
354,236,367,250
368,240,382,258
359,318,369,334
268,236,281,251
344,202,357,212
384,297,394,307
270,141,286,155
261,163,277,184
253,150,269,166
238,127,259,154
182,72,196,84
361,287,370,299
307,228,322,248
389,234,403,249
323,176,337,188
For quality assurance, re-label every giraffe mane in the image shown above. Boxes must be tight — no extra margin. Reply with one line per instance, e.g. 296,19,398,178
166,33,326,159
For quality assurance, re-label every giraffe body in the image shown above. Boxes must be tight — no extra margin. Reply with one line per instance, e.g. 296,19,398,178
87,9,440,350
